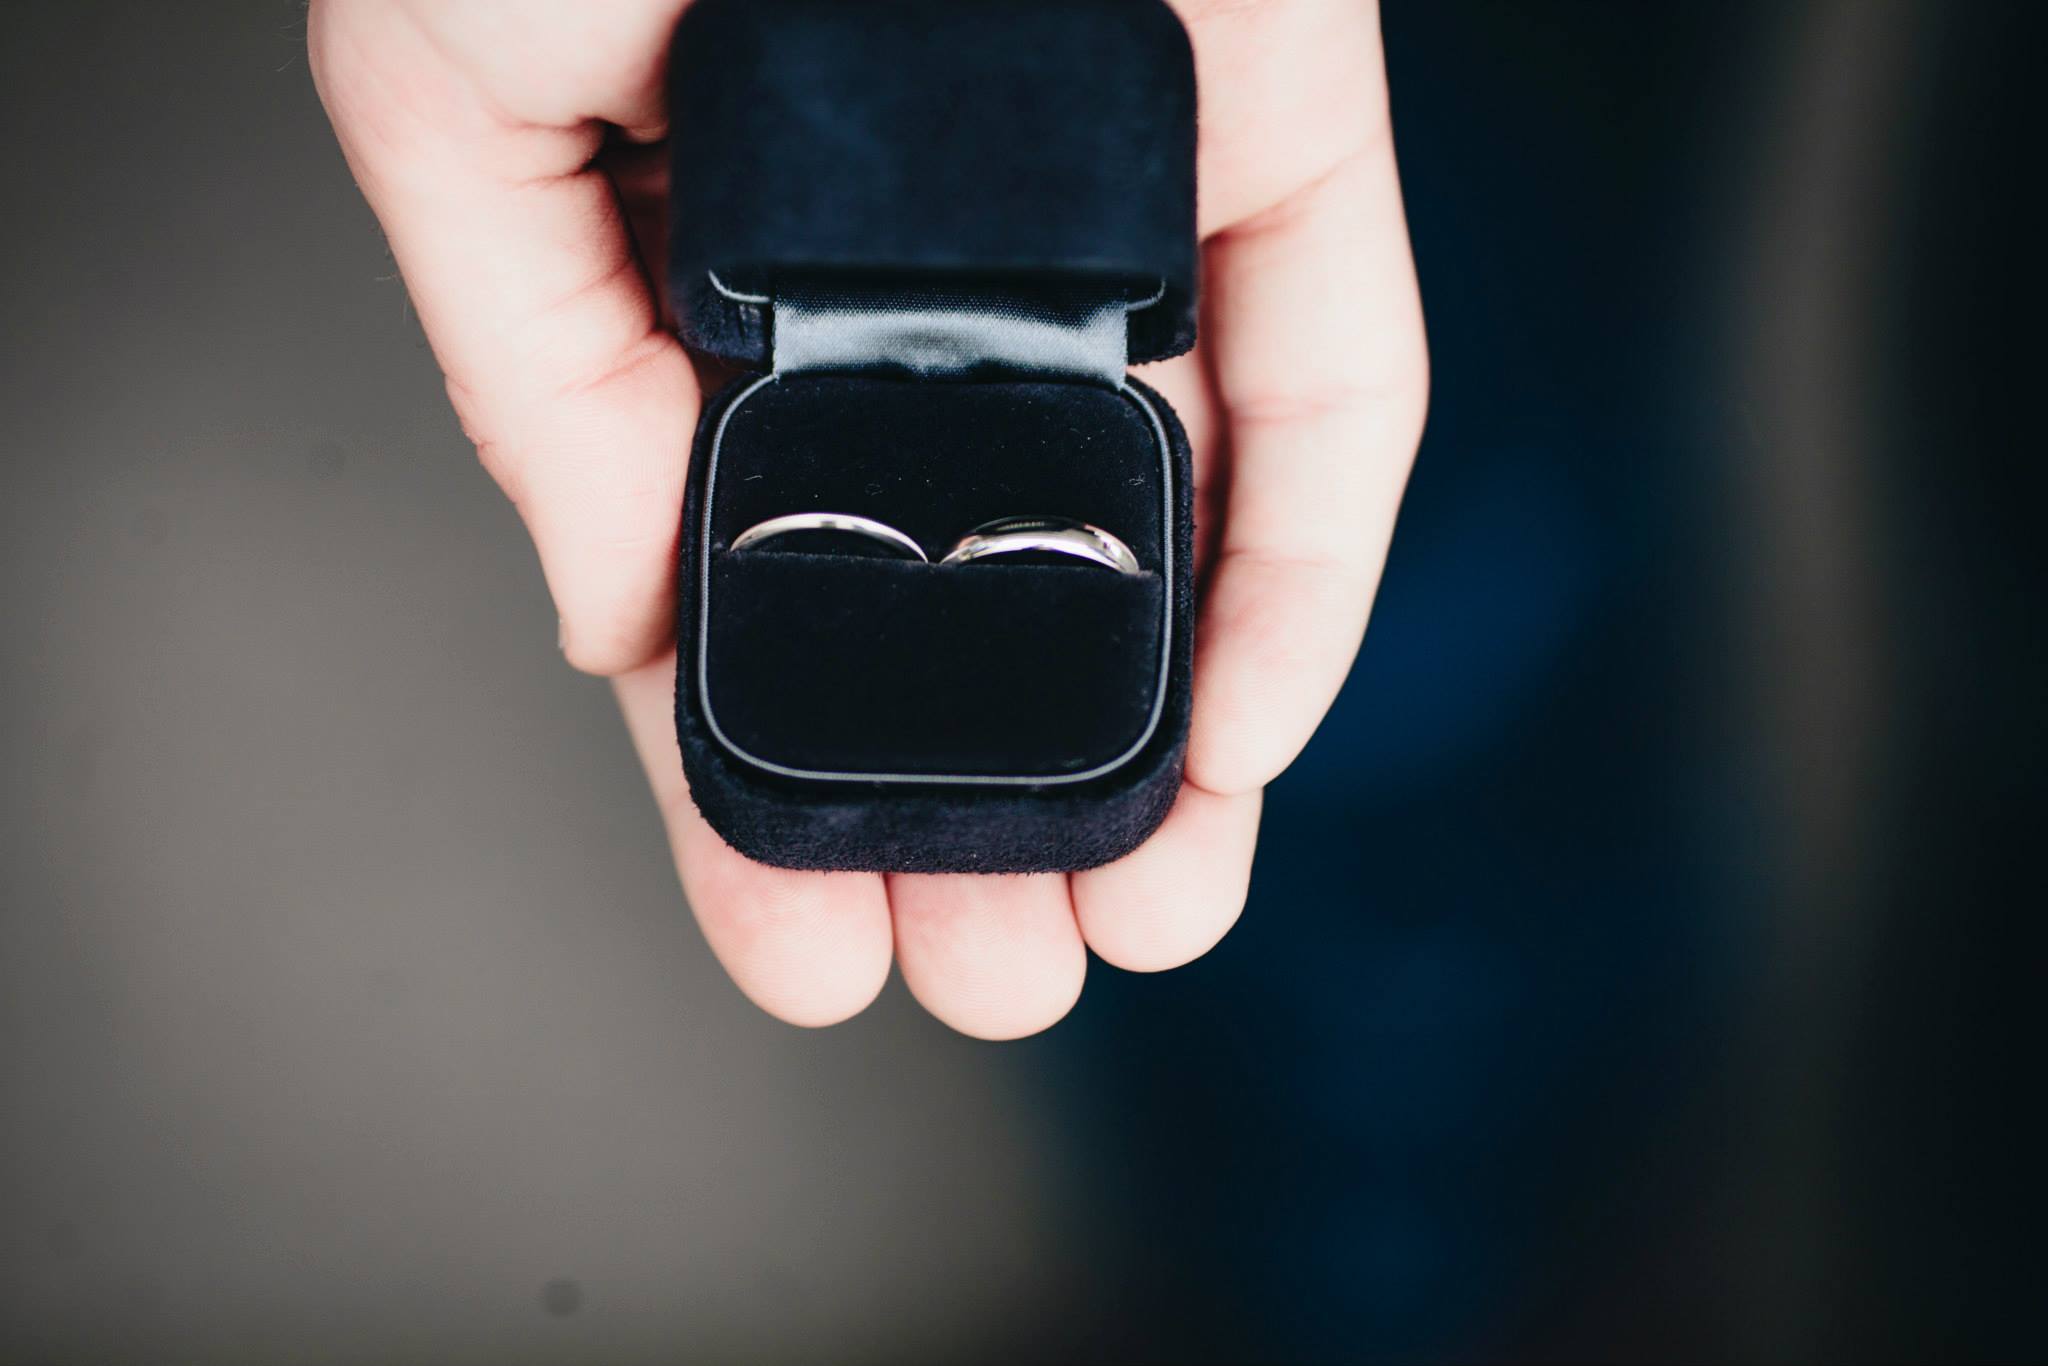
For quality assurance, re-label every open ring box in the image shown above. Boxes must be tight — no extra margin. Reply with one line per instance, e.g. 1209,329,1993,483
668,0,1197,873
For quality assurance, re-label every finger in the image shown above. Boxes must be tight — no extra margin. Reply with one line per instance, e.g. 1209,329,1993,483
1174,0,1396,236
886,874,1087,1041
1071,783,1261,973
310,1,694,675
1192,123,1429,796
600,138,676,331
615,658,894,1027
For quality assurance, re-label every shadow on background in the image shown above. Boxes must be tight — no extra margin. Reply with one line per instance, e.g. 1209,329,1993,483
1,2,2037,1363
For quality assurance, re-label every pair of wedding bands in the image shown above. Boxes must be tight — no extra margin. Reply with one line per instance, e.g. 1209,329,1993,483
729,512,1143,575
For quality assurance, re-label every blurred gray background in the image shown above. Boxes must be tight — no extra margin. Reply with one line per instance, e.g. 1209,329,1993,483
2,6,1080,1363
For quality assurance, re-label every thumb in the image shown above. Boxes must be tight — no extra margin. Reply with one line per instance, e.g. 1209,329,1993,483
311,0,696,675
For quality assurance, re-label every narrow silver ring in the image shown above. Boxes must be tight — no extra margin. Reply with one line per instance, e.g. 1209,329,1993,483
939,516,1142,574
728,511,928,562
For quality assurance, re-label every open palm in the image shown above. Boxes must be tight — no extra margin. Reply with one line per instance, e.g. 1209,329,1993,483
312,0,1426,1038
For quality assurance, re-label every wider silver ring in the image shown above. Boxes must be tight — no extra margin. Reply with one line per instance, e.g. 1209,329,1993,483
729,511,928,562
939,516,1142,574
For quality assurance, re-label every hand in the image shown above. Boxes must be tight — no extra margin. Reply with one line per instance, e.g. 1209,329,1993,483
310,0,1427,1038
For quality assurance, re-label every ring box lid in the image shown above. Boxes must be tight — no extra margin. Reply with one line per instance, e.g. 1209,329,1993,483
665,0,1199,368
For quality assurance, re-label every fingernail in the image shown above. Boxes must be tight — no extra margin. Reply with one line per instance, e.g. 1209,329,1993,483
556,617,568,653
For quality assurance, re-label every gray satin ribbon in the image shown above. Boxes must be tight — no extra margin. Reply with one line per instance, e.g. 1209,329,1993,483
771,284,1129,384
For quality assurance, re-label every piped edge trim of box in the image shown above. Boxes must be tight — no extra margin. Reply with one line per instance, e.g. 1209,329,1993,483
693,372,1177,787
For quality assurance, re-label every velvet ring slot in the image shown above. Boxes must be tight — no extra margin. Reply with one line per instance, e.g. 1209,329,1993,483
703,552,1165,780
694,374,1174,786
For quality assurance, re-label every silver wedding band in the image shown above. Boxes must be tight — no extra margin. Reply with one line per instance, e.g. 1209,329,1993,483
729,511,929,562
939,516,1142,575
730,511,1142,574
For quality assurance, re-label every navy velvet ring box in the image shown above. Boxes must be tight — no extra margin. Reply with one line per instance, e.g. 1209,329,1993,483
667,0,1199,873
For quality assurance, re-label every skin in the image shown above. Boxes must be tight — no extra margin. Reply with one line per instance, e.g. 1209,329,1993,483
310,0,1428,1040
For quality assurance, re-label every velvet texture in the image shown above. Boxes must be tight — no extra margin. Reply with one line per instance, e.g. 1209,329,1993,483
701,376,1169,778
665,0,1198,872
677,375,1194,873
666,0,1198,365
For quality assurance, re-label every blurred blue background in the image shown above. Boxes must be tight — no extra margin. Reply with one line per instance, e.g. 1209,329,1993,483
1045,3,2038,1360
1,2,2037,1363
